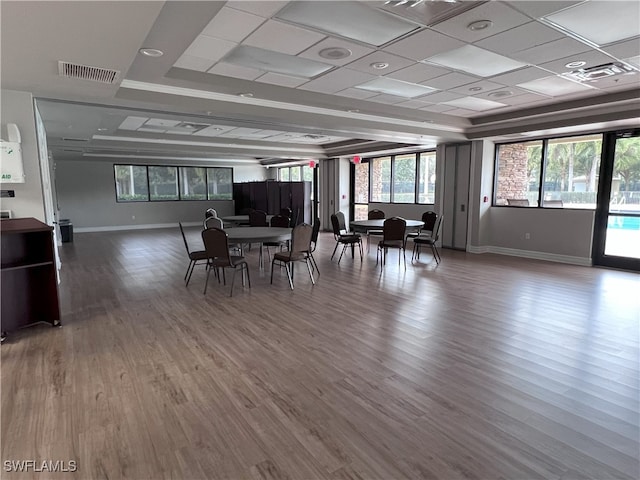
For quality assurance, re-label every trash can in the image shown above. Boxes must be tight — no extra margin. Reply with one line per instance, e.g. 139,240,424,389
59,219,73,243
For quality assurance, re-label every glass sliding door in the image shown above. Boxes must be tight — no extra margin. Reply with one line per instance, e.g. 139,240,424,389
593,130,640,270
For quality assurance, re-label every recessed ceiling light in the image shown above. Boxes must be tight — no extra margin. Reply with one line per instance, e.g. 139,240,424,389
467,20,493,31
469,86,483,92
487,90,514,98
97,127,108,132
238,93,254,98
139,48,164,57
371,62,390,70
347,109,360,113
565,60,587,69
319,47,352,60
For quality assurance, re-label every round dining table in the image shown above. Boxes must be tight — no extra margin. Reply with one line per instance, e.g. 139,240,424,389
350,219,424,232
221,214,273,226
224,227,291,268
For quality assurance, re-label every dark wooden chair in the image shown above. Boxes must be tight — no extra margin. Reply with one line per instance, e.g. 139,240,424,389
377,217,407,267
309,217,321,275
179,222,208,286
202,227,250,296
406,210,438,243
263,214,291,262
271,223,315,290
330,212,363,263
412,215,443,264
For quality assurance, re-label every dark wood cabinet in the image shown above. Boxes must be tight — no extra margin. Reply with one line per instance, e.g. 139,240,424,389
1,218,61,337
233,181,311,225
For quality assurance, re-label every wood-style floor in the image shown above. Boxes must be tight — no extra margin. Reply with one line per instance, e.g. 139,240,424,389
2,226,639,480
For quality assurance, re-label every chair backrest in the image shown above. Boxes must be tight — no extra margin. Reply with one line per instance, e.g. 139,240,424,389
311,217,320,245
179,222,191,254
270,214,290,228
431,215,443,241
290,223,313,255
368,209,385,220
383,217,406,243
249,209,268,226
330,214,341,238
205,208,218,219
204,216,223,230
335,211,348,233
202,227,232,266
421,211,438,232
506,198,529,206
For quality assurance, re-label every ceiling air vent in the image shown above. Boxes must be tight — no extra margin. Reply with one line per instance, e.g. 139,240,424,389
563,62,638,83
61,137,89,142
58,61,120,84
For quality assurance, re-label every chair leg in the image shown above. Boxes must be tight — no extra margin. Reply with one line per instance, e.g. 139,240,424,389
358,240,363,261
431,243,441,264
185,260,195,285
270,259,276,284
285,263,294,290
310,253,320,276
184,260,193,281
305,258,315,285
203,263,212,294
338,243,348,263
230,268,237,297
245,262,251,288
331,241,339,260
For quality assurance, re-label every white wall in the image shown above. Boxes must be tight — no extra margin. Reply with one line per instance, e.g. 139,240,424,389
55,159,267,230
0,90,45,221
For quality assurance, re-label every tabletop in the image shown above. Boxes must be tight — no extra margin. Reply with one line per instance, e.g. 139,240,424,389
350,219,424,230
221,215,274,225
224,227,291,243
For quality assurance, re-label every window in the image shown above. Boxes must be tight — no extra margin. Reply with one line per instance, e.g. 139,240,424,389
179,166,206,200
495,134,602,208
371,156,391,202
418,152,436,204
544,135,602,209
290,166,301,181
302,165,314,182
114,165,149,201
495,141,542,207
353,161,369,220
280,168,289,181
207,167,232,200
114,164,233,202
392,154,416,203
149,166,179,201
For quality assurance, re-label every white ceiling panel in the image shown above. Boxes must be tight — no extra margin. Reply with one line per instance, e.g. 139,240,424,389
208,62,263,80
588,71,640,90
395,99,433,109
425,45,528,77
243,20,326,55
602,38,640,61
517,76,595,96
386,63,451,84
626,55,640,69
223,127,263,137
366,94,407,105
173,54,215,72
334,88,379,100
449,80,506,96
224,46,333,78
298,37,374,66
346,51,414,75
509,37,590,65
507,1,583,19
444,108,478,117
275,1,419,47
540,51,621,75
298,68,376,94
419,104,457,113
192,125,237,137
383,29,466,62
419,91,465,103
475,21,565,55
431,2,531,43
183,35,236,62
489,66,555,86
473,86,530,101
496,92,552,106
355,77,436,98
543,1,640,46
442,96,507,111
421,72,479,90
255,72,308,88
119,116,148,130
145,118,181,127
226,1,288,19
201,6,265,43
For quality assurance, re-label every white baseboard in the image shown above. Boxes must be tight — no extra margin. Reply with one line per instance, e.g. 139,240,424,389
467,245,592,266
74,222,201,233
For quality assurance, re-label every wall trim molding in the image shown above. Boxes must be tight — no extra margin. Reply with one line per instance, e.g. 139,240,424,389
467,245,592,266
74,222,200,233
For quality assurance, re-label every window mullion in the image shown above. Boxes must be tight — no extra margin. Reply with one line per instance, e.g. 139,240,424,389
539,139,548,207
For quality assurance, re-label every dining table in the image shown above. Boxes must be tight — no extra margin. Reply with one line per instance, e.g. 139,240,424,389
221,214,274,226
350,218,424,233
224,226,291,268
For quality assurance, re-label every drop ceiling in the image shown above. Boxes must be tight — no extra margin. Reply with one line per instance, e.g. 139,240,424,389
1,0,638,165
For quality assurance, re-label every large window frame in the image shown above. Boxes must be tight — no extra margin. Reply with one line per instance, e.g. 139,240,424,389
493,133,604,209
114,164,233,202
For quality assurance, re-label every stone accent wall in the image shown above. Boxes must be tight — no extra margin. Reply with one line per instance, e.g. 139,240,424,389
497,143,529,203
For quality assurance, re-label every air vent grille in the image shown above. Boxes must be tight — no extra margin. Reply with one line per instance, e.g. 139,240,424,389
58,61,120,84
563,62,638,83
